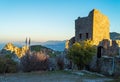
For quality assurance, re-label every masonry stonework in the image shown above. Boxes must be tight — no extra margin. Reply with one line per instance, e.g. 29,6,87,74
66,9,120,75
75,9,110,45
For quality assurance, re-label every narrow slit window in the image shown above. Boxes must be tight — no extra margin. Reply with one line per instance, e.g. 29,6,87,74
86,33,88,39
79,34,82,39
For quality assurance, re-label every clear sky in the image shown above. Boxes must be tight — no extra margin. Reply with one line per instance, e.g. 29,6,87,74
0,0,120,42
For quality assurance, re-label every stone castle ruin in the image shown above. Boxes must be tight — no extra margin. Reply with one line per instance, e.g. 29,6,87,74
66,9,120,75
66,9,120,57
75,9,110,45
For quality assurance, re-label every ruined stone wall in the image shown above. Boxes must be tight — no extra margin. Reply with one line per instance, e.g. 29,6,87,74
65,37,75,50
114,57,120,75
90,56,120,75
99,40,120,57
100,57,113,75
115,40,120,47
65,40,69,50
100,57,120,75
75,9,110,45
93,9,110,45
69,37,75,47
75,13,93,42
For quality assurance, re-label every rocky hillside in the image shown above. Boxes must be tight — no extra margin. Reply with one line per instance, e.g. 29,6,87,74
110,32,120,40
1,43,61,58
30,45,61,57
2,43,29,58
32,40,66,51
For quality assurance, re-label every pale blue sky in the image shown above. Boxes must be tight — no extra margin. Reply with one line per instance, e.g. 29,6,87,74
0,0,120,42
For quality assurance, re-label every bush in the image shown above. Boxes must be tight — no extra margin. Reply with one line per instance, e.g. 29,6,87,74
5,58,18,73
67,40,96,69
0,56,18,73
0,57,6,73
21,51,49,72
57,55,64,70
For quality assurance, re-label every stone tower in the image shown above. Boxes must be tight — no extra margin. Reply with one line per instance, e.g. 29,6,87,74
75,9,110,45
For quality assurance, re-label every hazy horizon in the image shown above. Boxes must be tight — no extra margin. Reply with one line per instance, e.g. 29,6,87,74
0,0,120,42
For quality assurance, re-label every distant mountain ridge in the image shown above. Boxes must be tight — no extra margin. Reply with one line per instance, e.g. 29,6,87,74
0,32,120,51
110,32,120,40
0,40,66,51
42,40,66,45
41,40,66,51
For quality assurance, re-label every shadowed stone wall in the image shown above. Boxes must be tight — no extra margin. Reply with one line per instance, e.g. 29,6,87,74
98,39,120,57
75,12,93,42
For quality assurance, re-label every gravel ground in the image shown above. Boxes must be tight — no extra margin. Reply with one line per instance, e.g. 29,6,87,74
0,71,112,82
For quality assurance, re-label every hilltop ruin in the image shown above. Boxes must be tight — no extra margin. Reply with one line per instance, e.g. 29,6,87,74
66,9,120,75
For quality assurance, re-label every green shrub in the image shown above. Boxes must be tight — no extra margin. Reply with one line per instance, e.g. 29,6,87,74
5,58,17,73
5,54,12,59
49,53,56,57
0,57,6,73
57,56,64,70
67,40,96,69
0,56,18,73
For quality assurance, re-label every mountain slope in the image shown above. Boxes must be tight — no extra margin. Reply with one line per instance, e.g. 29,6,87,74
110,32,120,40
41,40,66,51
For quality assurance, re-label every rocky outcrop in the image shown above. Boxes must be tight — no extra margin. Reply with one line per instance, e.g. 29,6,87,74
3,43,29,58
65,37,75,50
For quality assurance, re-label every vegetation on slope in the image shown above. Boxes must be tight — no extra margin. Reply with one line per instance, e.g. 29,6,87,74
0,55,18,73
3,43,59,58
30,45,61,57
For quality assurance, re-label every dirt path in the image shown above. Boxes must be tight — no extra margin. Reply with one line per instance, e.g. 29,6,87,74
0,71,112,82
